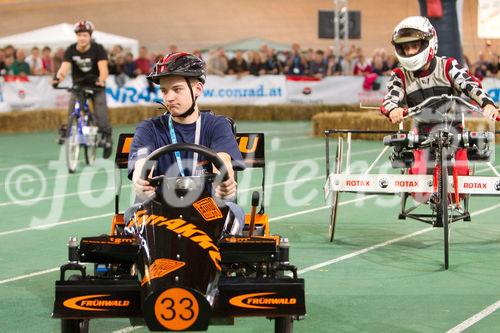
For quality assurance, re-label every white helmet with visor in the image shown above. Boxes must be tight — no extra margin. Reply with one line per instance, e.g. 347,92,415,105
392,16,438,71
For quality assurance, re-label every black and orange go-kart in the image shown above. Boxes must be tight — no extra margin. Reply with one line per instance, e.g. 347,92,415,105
52,136,306,333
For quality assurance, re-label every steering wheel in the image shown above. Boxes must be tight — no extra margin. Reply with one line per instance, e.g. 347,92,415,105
141,143,229,205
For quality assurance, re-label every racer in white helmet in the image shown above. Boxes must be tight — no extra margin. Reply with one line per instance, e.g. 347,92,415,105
381,16,498,124
380,16,498,203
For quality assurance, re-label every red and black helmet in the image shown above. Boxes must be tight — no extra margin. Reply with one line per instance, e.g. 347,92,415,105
74,20,94,35
147,52,206,84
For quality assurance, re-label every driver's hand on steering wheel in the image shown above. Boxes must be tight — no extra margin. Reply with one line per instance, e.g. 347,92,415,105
215,177,237,200
483,104,499,121
133,178,155,200
389,107,405,124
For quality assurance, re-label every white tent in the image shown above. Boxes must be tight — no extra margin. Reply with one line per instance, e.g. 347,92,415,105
0,23,139,56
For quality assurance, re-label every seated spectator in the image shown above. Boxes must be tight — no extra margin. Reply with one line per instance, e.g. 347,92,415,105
206,47,228,76
123,52,136,78
11,49,30,76
41,46,54,74
263,48,282,74
285,43,307,75
227,50,249,77
473,51,489,80
135,46,152,75
248,50,266,76
52,47,65,73
352,49,372,76
308,49,328,78
25,46,43,75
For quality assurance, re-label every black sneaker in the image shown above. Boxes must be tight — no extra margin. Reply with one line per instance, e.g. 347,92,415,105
101,135,113,159
58,124,67,145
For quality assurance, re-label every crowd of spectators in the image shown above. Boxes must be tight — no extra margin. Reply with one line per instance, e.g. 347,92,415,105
0,42,498,80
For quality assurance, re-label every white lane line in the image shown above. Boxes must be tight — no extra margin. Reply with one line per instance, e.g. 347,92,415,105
446,301,500,333
0,213,114,237
0,267,60,285
0,168,108,187
297,227,433,275
0,162,48,172
112,326,144,333
0,195,372,285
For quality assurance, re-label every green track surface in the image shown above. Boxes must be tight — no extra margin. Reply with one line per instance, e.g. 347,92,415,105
1,121,500,333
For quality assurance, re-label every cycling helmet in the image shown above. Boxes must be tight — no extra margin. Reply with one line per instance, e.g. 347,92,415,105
74,20,94,35
147,52,206,84
392,16,438,71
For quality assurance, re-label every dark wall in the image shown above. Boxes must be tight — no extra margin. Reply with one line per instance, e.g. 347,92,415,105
418,0,464,64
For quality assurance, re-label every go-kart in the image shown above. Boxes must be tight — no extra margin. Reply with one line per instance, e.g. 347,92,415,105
52,129,306,332
324,95,500,269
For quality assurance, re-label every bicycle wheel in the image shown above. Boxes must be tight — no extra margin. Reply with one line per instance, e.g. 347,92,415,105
329,137,343,242
66,114,80,173
83,99,97,166
438,146,450,269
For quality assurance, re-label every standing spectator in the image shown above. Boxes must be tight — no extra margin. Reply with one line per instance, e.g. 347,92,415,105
3,56,15,75
384,54,399,75
227,50,249,77
135,46,152,75
206,47,228,76
371,54,388,75
41,46,54,74
487,53,499,77
108,44,123,74
352,49,372,76
25,46,44,75
192,49,204,61
263,48,282,74
52,47,65,73
285,43,307,75
12,49,30,76
308,49,328,78
248,50,266,76
4,45,16,59
473,52,489,80
123,52,136,78
0,48,6,75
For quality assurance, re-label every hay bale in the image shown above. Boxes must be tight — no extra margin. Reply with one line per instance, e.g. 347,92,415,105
313,111,500,141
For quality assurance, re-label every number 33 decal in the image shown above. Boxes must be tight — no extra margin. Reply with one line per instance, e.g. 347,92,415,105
154,288,199,330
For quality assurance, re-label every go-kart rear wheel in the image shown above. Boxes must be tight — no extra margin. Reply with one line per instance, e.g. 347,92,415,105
274,316,293,333
61,274,89,333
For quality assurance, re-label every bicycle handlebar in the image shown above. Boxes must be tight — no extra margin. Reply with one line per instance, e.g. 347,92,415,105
403,94,500,122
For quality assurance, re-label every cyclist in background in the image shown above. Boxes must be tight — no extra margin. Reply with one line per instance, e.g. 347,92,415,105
54,20,113,158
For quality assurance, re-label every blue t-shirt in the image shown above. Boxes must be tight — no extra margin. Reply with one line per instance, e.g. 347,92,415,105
128,112,243,179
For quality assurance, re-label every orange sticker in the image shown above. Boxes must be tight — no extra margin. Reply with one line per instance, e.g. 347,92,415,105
154,288,199,331
141,258,186,286
193,197,223,221
122,137,133,154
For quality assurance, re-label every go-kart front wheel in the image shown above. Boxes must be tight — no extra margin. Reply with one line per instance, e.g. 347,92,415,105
61,274,89,333
275,316,293,333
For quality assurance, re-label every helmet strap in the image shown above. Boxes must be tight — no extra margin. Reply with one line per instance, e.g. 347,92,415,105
177,77,198,118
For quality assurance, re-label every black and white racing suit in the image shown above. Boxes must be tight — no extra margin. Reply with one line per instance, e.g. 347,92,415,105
380,56,496,201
